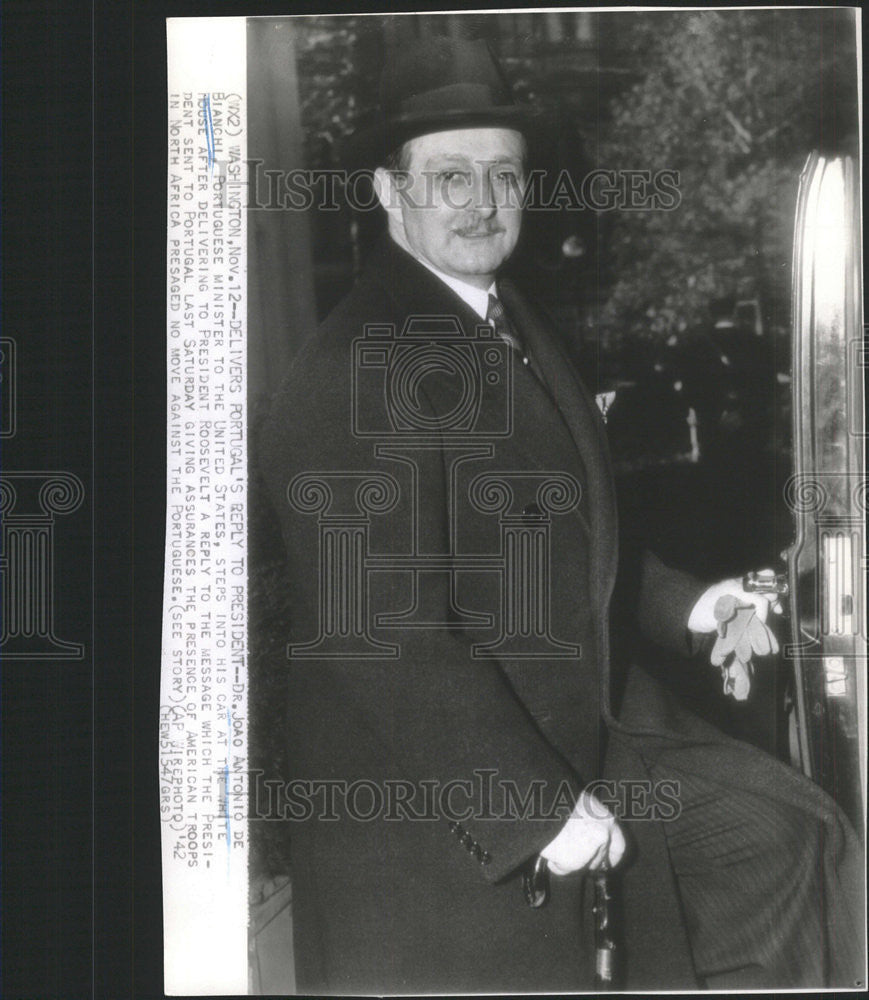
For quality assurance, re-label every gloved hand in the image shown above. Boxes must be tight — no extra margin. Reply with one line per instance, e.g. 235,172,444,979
540,789,626,875
688,571,783,633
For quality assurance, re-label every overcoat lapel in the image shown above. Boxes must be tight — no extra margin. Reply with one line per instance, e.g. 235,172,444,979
498,276,620,615
367,234,484,335
366,237,606,536
366,239,622,742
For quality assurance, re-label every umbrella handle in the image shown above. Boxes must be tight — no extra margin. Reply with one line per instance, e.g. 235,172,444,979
523,855,619,989
523,853,550,908
593,865,618,988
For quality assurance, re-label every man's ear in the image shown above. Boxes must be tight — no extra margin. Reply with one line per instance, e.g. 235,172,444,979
373,167,405,222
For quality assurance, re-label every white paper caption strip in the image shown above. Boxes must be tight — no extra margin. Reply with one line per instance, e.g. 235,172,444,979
162,17,248,996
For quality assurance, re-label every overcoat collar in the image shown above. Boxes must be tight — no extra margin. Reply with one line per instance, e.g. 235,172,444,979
363,234,619,615
365,232,487,334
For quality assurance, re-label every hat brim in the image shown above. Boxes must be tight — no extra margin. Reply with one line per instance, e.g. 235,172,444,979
341,105,552,171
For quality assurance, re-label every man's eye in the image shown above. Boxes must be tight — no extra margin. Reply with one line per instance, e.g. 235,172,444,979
439,170,471,184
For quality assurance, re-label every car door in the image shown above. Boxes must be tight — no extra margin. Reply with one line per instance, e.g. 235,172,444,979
787,150,865,834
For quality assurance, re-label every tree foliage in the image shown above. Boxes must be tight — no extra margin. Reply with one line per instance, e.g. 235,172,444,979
295,16,388,168
597,9,857,346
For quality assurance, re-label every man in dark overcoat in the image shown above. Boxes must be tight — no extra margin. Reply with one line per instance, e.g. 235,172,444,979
258,38,863,994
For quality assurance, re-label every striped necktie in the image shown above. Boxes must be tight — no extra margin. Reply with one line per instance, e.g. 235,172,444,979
487,293,532,370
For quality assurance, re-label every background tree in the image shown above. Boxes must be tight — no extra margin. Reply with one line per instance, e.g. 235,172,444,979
596,8,857,349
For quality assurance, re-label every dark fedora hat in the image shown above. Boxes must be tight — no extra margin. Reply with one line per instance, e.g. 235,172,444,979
342,37,546,169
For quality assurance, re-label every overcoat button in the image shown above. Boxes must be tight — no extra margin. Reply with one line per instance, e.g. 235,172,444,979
460,833,474,849
448,821,460,834
480,851,492,865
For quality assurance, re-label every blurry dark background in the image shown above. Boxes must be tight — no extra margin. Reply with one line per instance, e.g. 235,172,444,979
247,9,859,884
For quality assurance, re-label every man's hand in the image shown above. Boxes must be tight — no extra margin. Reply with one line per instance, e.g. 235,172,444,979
540,789,626,876
687,569,783,634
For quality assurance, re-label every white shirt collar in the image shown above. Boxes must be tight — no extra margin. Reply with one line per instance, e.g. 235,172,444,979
409,249,497,320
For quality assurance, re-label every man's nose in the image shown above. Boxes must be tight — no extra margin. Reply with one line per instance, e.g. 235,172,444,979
471,170,497,218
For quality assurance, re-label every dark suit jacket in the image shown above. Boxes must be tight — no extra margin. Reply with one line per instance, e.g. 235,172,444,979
258,235,715,993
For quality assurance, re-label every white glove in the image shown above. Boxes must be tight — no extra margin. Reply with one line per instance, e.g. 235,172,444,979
540,789,626,876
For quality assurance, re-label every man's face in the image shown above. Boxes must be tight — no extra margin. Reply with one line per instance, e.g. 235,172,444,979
379,127,526,289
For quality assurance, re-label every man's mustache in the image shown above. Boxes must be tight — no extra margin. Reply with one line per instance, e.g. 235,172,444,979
453,226,505,238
